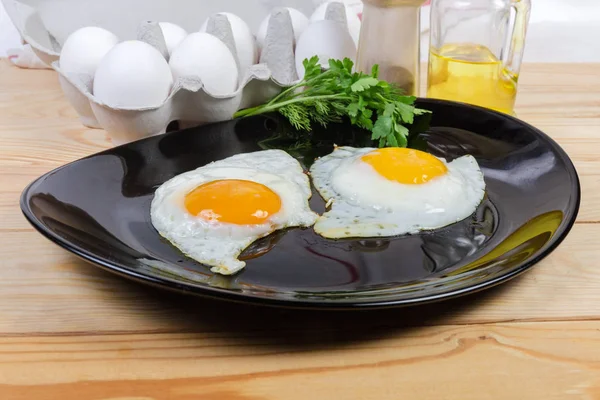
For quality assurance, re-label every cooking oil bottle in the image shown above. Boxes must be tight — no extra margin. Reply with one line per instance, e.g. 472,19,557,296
426,0,531,115
427,44,518,114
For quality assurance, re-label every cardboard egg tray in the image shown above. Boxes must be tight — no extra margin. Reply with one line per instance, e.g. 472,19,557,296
4,0,353,144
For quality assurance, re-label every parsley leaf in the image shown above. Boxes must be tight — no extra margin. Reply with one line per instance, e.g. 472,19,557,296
347,103,360,118
373,116,393,140
383,103,396,118
351,77,379,92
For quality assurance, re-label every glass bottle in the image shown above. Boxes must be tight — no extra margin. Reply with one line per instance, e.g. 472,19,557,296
426,0,531,114
356,0,427,96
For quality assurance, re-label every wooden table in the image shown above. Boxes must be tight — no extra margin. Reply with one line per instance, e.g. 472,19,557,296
1,59,599,399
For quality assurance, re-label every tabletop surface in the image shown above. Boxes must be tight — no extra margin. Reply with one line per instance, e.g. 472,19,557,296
1,59,599,399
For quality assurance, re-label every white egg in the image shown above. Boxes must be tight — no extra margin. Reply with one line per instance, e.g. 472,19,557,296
295,20,357,79
257,7,309,52
200,13,257,75
158,22,188,56
151,150,318,275
310,1,362,47
310,147,486,239
93,41,173,108
59,26,119,76
169,32,238,95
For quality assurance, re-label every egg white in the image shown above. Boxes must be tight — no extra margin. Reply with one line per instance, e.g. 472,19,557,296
310,147,486,239
59,26,119,77
200,13,257,76
93,41,173,109
151,150,317,275
168,32,238,96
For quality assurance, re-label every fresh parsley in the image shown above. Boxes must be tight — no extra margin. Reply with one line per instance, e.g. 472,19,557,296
233,56,430,148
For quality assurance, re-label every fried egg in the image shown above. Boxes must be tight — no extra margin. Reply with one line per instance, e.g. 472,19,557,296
310,147,486,239
151,150,318,275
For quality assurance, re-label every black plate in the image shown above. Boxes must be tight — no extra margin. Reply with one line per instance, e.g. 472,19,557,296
21,99,580,309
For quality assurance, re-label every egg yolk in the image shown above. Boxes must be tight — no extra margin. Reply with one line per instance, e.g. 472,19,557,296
184,180,282,225
361,148,448,184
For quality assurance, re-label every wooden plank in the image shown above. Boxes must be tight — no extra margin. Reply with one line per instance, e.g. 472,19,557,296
0,321,598,399
0,62,58,92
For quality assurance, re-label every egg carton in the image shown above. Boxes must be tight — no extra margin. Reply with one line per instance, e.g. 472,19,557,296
4,0,356,145
3,0,320,64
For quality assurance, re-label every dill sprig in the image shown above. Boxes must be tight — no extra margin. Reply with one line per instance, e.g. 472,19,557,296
233,56,430,148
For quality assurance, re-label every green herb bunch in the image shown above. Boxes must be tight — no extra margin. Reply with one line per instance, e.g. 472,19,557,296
233,56,430,147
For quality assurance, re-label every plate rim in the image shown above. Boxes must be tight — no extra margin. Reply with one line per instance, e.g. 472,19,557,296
20,99,582,309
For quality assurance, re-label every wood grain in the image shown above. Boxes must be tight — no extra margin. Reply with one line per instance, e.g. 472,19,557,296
1,59,599,399
0,322,599,399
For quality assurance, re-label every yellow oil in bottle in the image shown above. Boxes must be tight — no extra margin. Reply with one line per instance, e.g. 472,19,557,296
426,44,518,114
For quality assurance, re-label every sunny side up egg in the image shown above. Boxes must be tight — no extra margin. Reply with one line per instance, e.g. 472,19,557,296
151,150,318,275
310,147,486,239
